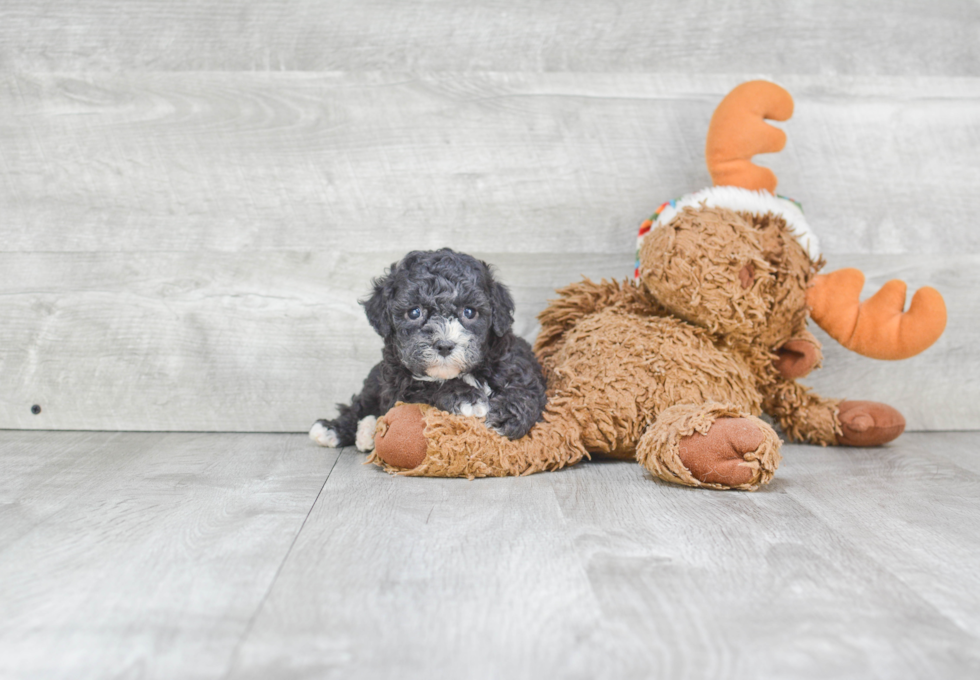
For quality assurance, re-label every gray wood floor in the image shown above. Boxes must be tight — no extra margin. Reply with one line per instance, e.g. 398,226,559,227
2,430,979,679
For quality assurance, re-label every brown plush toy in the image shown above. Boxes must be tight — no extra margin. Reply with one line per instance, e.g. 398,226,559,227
369,81,948,491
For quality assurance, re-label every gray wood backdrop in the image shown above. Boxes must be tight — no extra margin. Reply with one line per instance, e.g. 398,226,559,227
0,1,977,432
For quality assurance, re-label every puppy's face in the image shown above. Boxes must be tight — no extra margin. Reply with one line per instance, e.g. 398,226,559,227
363,249,515,380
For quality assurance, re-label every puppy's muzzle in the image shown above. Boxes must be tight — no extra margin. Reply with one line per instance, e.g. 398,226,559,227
434,340,455,357
413,317,479,380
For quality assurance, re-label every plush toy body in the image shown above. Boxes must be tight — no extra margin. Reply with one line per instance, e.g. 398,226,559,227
370,81,947,491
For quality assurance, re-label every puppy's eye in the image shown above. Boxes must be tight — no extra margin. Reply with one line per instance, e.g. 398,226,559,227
462,307,477,319
406,307,422,320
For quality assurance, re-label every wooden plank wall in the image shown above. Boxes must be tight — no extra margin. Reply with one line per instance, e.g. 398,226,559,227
0,1,977,432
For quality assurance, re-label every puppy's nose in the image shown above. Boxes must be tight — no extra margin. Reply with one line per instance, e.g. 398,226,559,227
434,340,455,357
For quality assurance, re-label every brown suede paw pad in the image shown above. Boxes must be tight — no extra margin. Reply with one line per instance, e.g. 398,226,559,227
372,403,429,470
677,417,765,487
836,400,905,447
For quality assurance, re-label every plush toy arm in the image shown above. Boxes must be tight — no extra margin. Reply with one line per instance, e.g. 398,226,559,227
535,278,660,367
761,380,841,446
370,401,590,479
761,380,905,447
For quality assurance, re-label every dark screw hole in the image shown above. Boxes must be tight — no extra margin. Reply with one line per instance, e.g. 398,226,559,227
31,404,41,415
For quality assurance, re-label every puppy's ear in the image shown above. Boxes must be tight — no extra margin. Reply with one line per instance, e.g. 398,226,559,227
489,278,515,337
362,263,398,337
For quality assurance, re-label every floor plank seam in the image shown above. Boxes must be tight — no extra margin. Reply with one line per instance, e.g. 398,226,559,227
546,473,617,617
219,446,342,679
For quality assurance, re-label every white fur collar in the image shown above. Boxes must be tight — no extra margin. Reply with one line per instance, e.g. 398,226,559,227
650,186,820,261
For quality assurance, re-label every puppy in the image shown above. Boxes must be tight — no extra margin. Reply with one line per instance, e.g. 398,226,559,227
310,248,548,451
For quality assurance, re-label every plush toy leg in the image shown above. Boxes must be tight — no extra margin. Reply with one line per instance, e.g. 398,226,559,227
370,403,590,479
635,403,781,491
762,381,905,447
763,380,842,446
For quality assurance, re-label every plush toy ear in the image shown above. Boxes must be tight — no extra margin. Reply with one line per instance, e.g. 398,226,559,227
362,262,399,337
489,279,515,337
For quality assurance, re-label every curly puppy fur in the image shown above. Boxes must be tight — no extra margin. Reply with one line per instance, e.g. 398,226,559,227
311,248,547,448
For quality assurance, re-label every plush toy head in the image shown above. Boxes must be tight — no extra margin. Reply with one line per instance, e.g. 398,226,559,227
636,80,946,365
638,198,818,369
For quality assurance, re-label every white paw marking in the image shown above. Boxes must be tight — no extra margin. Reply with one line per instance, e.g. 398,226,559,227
309,422,339,448
355,416,378,452
461,373,493,398
457,400,489,418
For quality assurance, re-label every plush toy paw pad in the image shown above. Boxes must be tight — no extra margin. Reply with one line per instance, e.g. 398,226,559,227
373,404,429,470
677,417,765,487
836,400,905,446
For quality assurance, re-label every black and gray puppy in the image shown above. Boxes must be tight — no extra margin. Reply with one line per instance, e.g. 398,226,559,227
310,248,548,451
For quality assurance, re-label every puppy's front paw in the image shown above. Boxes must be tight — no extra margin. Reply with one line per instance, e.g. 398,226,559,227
355,416,378,452
457,400,489,418
485,413,534,440
309,420,340,448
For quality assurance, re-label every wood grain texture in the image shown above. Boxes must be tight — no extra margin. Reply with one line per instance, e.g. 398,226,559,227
226,451,641,679
1,1,978,74
0,251,969,432
0,431,337,680
2,73,979,255
547,447,980,679
915,431,980,476
781,433,980,642
3,431,980,679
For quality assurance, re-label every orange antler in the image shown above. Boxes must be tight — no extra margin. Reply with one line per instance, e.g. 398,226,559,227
705,81,794,194
807,268,947,360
